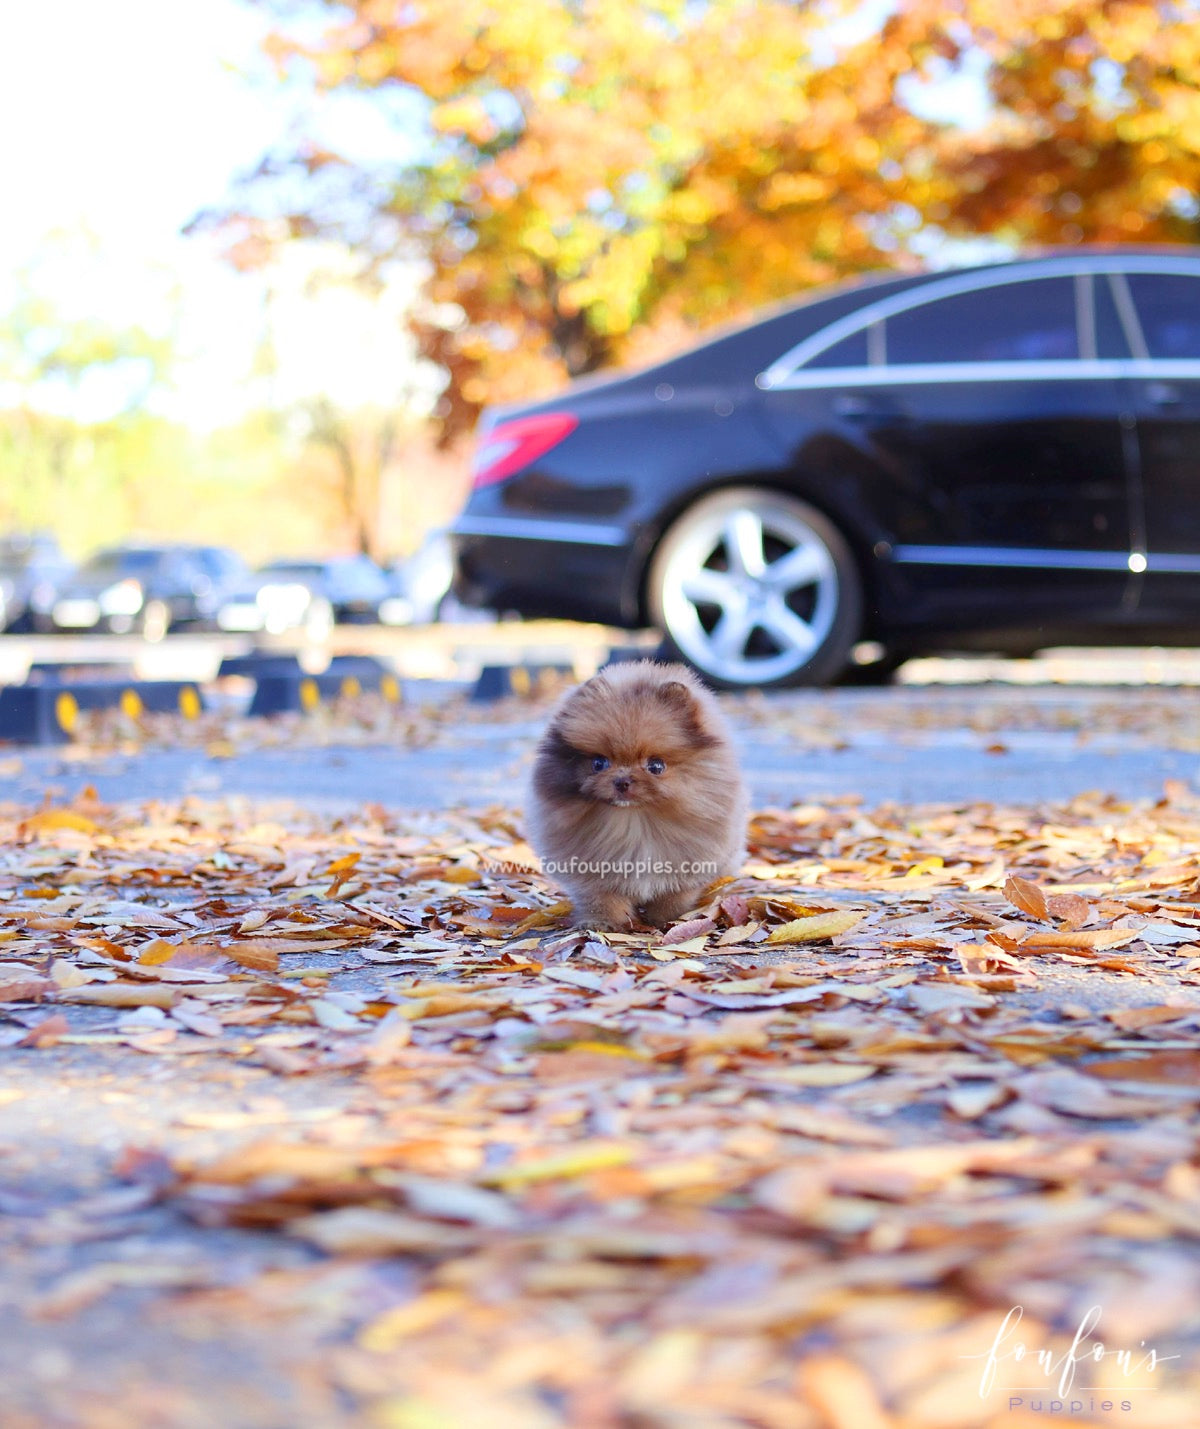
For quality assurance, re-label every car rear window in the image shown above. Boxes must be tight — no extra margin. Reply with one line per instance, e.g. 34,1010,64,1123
83,550,166,578
883,277,1080,365
1125,274,1200,360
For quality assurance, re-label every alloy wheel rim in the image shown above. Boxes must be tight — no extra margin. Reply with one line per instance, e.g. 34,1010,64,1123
659,503,839,684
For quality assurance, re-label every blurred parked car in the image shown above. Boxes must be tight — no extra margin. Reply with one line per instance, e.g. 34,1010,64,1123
49,543,246,638
454,247,1200,688
378,529,495,625
0,533,72,632
216,556,391,635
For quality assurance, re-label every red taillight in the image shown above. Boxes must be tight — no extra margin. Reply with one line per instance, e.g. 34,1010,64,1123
471,412,579,489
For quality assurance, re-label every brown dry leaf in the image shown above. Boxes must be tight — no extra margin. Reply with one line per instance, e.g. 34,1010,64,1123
14,1013,70,1047
906,981,995,1014
222,940,281,972
289,1208,478,1255
1019,928,1139,951
659,917,717,946
57,983,181,1009
772,1105,894,1146
357,1290,468,1350
1105,1005,1193,1031
800,1355,893,1429
1017,1066,1200,1117
754,1062,877,1087
1084,1049,1200,1084
1046,891,1091,927
0,969,51,1001
1004,873,1048,921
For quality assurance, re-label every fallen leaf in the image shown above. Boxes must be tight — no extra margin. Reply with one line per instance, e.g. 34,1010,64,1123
766,910,864,944
1004,874,1048,921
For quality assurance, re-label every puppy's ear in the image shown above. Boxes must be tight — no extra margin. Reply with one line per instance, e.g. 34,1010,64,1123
654,680,695,711
653,677,719,748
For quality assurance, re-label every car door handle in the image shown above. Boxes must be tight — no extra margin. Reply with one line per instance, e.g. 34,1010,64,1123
1146,381,1181,407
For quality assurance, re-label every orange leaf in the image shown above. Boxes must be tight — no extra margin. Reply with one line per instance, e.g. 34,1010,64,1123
1085,1050,1200,1084
1004,874,1048,921
18,809,97,837
1019,929,1138,951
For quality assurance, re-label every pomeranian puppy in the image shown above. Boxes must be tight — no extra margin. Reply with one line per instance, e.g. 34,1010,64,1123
527,660,748,929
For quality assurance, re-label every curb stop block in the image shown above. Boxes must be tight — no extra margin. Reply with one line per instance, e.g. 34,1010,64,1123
0,681,206,746
471,663,574,702
247,667,402,717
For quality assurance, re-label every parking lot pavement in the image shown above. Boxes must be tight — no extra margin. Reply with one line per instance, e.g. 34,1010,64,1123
1,682,1198,811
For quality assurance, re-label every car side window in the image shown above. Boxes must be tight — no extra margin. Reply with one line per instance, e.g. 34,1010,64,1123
1095,277,1133,359
884,277,1080,365
803,327,870,369
1125,274,1200,360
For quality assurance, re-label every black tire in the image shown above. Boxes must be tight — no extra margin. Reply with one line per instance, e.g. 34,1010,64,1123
647,487,862,690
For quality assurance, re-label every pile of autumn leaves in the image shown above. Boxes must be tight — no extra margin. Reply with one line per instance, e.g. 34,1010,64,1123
4,788,1200,1426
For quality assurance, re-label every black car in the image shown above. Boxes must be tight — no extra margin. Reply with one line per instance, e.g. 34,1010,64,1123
50,544,247,639
453,247,1200,688
216,556,391,635
0,534,72,632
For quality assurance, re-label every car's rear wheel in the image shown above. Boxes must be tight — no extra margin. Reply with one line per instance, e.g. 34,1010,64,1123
647,487,862,690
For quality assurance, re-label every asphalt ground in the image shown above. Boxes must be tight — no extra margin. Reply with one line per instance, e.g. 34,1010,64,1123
0,680,1197,813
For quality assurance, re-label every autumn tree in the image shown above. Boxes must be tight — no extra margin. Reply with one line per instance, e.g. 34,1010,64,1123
888,0,1200,249
195,0,921,437
197,0,1200,437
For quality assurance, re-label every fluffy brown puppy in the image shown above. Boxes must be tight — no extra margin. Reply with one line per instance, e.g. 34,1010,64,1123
527,660,748,930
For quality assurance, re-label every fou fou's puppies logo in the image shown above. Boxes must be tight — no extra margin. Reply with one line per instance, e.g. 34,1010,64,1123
962,1304,1179,1414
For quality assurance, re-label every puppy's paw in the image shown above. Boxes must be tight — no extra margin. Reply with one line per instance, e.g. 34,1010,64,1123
641,887,702,928
570,891,638,932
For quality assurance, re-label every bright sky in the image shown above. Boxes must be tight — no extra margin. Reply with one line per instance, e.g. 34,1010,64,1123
0,0,426,426
0,1,992,428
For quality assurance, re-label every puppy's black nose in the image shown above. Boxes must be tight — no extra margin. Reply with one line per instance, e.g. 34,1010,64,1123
613,776,632,794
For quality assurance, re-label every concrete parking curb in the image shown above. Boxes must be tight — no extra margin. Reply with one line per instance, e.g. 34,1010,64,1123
247,667,401,716
0,680,206,745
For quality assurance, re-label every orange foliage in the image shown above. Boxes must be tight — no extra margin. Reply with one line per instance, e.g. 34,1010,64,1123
200,0,1200,437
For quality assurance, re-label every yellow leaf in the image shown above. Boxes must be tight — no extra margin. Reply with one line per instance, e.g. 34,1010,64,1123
19,809,97,836
766,911,863,944
137,940,179,966
755,1063,877,1086
482,1141,635,1187
358,1290,466,1351
905,856,945,878
325,853,362,875
566,1041,646,1060
659,934,709,955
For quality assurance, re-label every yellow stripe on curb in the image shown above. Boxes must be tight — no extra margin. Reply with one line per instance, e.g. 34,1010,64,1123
55,691,79,734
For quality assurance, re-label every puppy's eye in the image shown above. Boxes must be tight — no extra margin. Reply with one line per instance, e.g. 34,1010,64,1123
646,756,666,776
591,755,610,772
